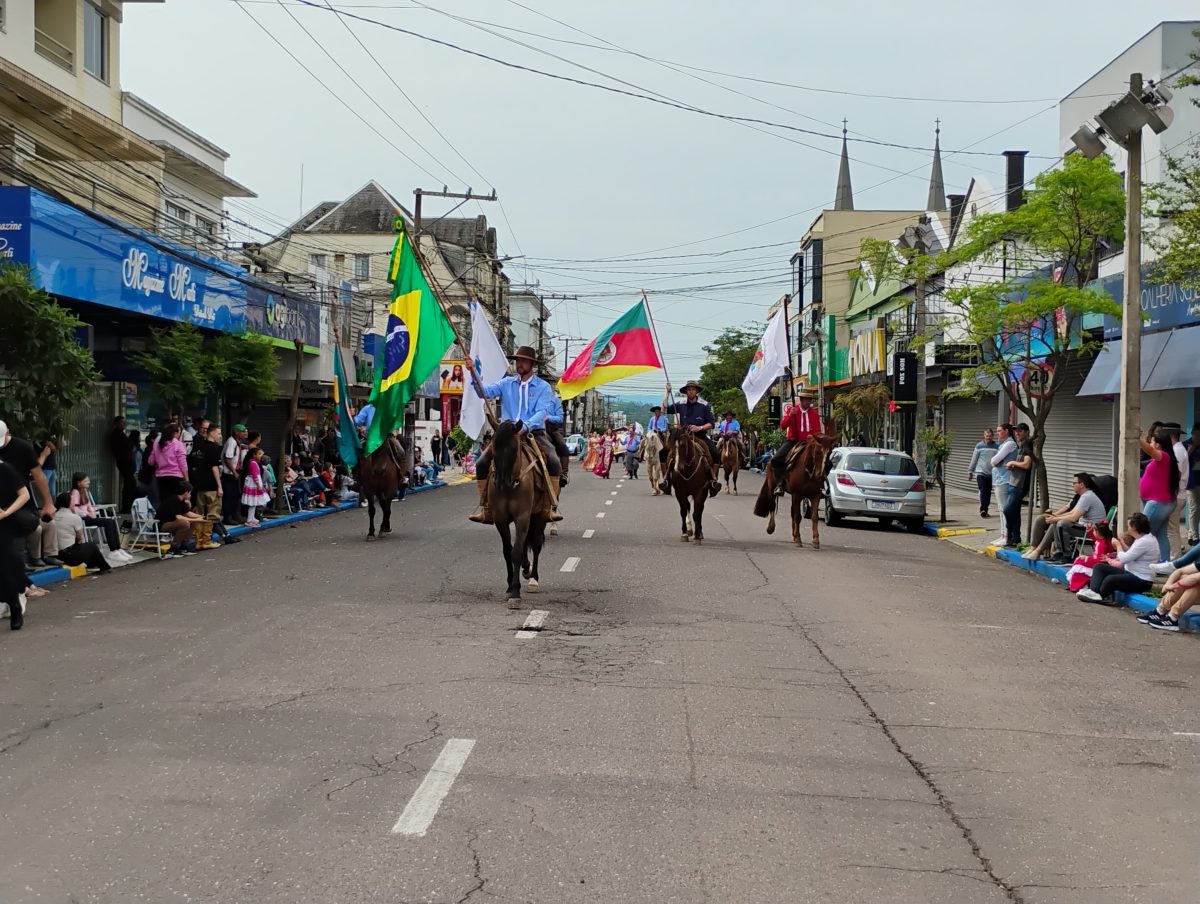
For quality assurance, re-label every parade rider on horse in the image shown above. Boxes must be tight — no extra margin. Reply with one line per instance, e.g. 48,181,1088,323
771,389,822,496
717,410,745,463
466,345,564,524
658,380,722,498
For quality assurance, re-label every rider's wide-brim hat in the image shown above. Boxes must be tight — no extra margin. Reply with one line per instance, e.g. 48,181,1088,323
797,387,817,398
649,405,662,412
678,380,702,393
509,345,540,363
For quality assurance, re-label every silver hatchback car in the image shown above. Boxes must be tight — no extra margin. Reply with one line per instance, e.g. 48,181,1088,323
823,447,927,531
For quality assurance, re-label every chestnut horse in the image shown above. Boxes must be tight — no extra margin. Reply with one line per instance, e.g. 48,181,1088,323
753,435,837,549
665,426,712,544
718,436,740,495
489,420,548,608
358,437,409,540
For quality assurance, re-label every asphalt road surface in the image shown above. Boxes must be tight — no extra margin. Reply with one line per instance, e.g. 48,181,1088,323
3,467,1199,903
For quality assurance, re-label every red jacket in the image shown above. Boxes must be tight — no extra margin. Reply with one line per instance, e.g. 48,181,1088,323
782,404,821,442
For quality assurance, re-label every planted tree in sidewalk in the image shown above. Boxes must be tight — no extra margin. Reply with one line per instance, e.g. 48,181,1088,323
209,330,279,424
830,382,892,446
698,324,767,431
918,426,953,523
0,265,100,438
937,153,1124,508
134,323,210,419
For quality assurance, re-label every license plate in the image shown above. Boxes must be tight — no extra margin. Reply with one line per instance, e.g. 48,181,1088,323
868,500,898,511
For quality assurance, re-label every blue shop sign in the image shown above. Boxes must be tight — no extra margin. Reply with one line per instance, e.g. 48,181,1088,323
0,185,247,331
1099,271,1200,339
245,285,321,348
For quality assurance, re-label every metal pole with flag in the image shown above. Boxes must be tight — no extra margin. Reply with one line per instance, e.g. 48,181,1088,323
460,299,510,440
741,308,790,411
332,341,361,470
557,297,664,401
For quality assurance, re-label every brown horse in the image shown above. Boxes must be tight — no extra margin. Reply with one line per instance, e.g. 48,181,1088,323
718,437,740,495
665,426,712,545
489,420,548,608
357,437,409,540
753,435,837,549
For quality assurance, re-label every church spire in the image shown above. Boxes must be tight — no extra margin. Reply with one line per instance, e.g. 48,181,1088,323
833,119,854,211
927,120,947,212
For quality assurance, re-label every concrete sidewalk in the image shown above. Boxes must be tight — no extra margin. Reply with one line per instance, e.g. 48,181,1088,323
926,487,1198,631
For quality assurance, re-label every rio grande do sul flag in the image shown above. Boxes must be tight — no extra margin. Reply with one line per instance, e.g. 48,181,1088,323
558,299,663,400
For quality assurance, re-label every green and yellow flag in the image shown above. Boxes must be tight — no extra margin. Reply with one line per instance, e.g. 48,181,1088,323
365,220,455,455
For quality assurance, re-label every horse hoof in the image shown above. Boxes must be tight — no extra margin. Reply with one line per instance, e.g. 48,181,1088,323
812,542,820,550
549,525,558,536
366,534,376,542
527,579,540,593
507,598,522,610
694,537,703,545
766,525,775,535
681,534,690,542
522,568,531,579
380,527,392,535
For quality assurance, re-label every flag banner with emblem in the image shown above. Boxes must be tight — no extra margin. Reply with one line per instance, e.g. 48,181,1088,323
558,298,663,400
461,300,509,440
741,308,789,410
332,343,361,469
366,221,456,455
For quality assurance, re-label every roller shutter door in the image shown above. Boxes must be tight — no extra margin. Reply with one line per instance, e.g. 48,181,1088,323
1038,361,1114,508
945,395,1002,499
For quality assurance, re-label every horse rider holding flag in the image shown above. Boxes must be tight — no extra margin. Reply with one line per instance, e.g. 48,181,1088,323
465,345,563,524
658,380,722,498
771,389,822,496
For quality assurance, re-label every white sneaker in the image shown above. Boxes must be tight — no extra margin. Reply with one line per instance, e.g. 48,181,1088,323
991,535,1010,547
1151,561,1175,576
1076,588,1103,603
1021,548,1041,560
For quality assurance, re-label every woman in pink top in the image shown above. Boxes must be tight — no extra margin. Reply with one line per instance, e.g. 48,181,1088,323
148,423,189,505
68,472,124,554
1140,429,1181,561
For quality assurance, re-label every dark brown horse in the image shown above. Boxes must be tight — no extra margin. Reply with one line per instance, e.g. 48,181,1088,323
357,437,409,539
753,435,837,549
665,426,713,545
718,436,740,495
490,420,548,608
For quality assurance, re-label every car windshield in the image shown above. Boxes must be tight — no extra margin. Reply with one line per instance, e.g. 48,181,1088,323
843,452,919,476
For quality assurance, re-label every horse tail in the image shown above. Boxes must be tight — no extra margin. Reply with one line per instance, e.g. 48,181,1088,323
753,474,774,518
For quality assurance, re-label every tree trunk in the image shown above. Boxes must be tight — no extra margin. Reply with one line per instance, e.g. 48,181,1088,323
938,464,947,523
279,340,303,478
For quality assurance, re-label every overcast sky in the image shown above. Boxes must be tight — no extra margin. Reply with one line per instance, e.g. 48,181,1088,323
123,1,1197,397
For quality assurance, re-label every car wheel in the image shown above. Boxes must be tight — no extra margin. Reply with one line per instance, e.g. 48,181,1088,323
878,517,894,528
903,517,926,534
824,498,843,527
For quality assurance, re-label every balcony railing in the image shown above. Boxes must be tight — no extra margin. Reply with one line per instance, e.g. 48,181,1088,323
34,28,74,72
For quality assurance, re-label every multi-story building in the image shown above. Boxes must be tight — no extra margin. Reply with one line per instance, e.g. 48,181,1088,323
417,214,513,352
508,289,557,376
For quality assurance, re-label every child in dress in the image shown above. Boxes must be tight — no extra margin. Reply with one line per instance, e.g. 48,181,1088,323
1066,521,1116,592
240,447,270,527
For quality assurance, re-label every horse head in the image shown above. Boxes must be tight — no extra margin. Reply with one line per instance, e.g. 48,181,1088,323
492,420,523,488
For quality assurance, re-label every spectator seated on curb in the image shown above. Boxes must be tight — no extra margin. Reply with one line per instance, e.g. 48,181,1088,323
157,482,205,558
25,511,62,570
52,493,111,574
284,461,310,511
1077,513,1158,606
1151,535,1200,576
1138,565,1200,632
1064,521,1115,592
1023,473,1107,563
335,467,359,504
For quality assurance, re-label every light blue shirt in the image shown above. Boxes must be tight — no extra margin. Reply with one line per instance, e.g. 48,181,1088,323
717,418,741,435
481,374,558,430
647,414,667,432
353,404,375,428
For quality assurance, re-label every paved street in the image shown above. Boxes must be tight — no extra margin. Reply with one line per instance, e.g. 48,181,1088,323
3,471,1200,904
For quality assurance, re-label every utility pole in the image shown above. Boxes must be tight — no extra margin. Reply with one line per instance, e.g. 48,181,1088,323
1117,74,1144,526
913,214,929,475
412,187,497,241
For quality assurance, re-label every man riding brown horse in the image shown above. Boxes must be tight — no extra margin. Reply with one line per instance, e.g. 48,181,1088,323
657,381,721,498
465,345,563,525
771,389,823,497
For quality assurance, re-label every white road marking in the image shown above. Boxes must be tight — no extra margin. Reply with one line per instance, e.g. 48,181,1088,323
390,738,476,836
610,491,618,496
582,529,595,538
515,609,550,638
596,512,605,519
1173,732,1200,737
604,500,613,506
560,556,580,573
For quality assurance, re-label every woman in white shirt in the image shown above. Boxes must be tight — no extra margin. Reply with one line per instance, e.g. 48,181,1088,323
1077,512,1158,605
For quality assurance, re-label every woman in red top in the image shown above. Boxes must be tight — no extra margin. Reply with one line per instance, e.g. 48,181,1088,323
1140,429,1180,562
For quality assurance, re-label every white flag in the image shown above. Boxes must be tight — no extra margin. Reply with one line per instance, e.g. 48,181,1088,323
461,301,510,439
741,309,789,411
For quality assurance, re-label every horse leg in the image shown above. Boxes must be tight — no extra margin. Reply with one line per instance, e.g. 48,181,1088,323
379,496,392,534
791,491,804,547
693,493,704,545
496,520,517,601
366,493,377,540
810,494,821,550
676,489,691,542
527,519,544,593
509,518,529,607
733,466,738,496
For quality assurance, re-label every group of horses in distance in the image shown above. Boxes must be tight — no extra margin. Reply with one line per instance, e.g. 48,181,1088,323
353,418,838,608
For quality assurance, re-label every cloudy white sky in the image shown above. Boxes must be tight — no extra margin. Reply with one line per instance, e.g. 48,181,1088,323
123,1,1197,395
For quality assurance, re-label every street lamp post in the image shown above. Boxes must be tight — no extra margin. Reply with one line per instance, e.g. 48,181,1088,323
1071,72,1173,523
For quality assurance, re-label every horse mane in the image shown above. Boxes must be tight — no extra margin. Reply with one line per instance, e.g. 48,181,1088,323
492,421,521,488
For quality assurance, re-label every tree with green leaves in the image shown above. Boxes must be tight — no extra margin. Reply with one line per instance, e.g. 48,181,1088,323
0,265,101,438
918,425,953,523
831,383,892,446
133,323,210,418
938,153,1124,507
697,324,768,432
209,330,279,420
1147,28,1200,290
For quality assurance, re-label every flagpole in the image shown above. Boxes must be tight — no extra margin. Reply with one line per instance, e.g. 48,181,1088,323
780,293,798,412
640,289,676,425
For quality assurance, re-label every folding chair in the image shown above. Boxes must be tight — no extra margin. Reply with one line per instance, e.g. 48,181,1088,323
128,497,172,559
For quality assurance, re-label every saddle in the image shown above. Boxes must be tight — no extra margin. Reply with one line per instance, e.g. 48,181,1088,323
510,433,558,508
784,436,826,480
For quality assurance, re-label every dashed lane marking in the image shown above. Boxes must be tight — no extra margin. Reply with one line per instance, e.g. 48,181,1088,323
390,739,476,836
596,512,605,519
604,500,613,506
610,491,618,496
560,556,580,573
582,529,595,538
515,609,550,638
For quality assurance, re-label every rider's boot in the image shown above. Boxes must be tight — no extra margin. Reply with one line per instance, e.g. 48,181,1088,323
773,462,787,496
708,465,721,498
468,480,493,524
543,477,565,522
559,455,570,487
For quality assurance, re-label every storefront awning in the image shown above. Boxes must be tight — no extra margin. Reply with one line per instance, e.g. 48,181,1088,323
1076,328,1194,396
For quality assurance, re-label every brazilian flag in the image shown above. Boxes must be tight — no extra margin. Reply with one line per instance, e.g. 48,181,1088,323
365,220,455,455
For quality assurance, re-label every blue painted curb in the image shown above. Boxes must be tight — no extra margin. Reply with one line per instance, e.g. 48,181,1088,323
991,546,1199,632
27,479,452,588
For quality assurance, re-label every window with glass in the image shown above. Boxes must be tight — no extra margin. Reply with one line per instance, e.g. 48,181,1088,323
354,253,371,279
310,253,327,269
83,4,107,80
802,239,823,307
163,202,190,241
